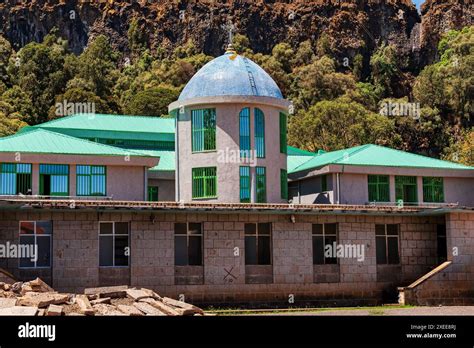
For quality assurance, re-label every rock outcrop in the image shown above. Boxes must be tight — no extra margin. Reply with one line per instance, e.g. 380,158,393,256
0,0,472,72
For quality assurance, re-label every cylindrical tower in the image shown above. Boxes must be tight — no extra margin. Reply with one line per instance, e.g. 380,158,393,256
169,47,290,203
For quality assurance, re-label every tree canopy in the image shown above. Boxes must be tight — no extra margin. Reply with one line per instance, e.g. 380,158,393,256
0,25,472,164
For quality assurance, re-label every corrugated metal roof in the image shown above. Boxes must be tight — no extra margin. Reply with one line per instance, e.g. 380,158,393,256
289,144,474,173
25,114,175,142
288,155,317,173
287,146,317,156
0,129,152,157
178,52,284,101
139,150,175,171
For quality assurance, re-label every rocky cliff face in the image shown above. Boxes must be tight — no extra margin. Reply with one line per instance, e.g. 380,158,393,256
0,0,472,71
420,0,473,65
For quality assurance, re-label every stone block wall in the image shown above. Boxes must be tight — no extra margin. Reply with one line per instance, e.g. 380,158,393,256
401,212,474,305
0,210,448,306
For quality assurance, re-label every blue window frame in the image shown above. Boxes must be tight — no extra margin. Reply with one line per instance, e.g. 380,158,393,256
0,163,32,195
77,165,106,196
39,164,69,196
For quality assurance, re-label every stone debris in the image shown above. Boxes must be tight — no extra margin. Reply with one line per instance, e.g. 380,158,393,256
0,278,205,316
17,292,70,308
84,285,128,299
0,306,38,316
133,302,166,316
117,304,144,316
0,298,17,308
75,295,95,316
125,288,151,301
90,297,111,305
92,304,125,316
139,298,180,316
46,304,63,316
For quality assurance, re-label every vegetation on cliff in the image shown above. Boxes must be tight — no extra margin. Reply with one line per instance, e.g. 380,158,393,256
0,15,472,164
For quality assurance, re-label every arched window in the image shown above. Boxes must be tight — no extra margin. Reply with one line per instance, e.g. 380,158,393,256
254,108,265,158
279,112,287,154
239,108,250,157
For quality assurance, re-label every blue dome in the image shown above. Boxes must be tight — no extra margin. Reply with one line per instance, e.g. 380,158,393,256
178,52,284,101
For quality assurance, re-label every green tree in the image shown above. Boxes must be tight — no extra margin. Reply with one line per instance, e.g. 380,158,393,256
370,44,398,96
0,111,27,137
0,35,13,86
316,32,332,57
8,30,72,124
0,85,34,122
352,53,364,81
292,40,315,67
443,129,474,166
128,18,148,56
292,56,355,109
414,27,473,123
48,87,112,120
232,34,253,56
288,97,395,151
271,43,294,73
76,35,119,100
344,82,381,112
124,86,179,116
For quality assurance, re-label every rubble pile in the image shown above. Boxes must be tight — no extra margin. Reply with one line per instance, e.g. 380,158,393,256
0,278,205,316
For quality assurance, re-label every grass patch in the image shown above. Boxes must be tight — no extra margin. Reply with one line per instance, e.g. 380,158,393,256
205,304,414,316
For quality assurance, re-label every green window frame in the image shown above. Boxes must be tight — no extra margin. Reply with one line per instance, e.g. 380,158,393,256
191,108,216,152
279,112,287,154
192,167,217,199
423,177,444,203
39,164,69,196
93,138,175,151
76,165,106,196
240,166,251,203
239,108,251,158
280,169,288,200
395,176,418,203
254,108,265,158
256,166,266,203
368,175,390,202
0,163,32,195
148,186,159,201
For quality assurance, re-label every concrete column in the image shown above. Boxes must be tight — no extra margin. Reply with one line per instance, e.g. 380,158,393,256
143,167,148,201
32,163,39,195
69,165,76,197
417,176,424,204
389,175,396,203
333,173,339,204
251,167,256,203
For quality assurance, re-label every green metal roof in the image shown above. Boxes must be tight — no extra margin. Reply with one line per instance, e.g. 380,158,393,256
138,150,175,171
289,144,474,174
9,114,472,174
288,155,317,173
287,146,317,156
24,114,176,142
0,129,151,157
